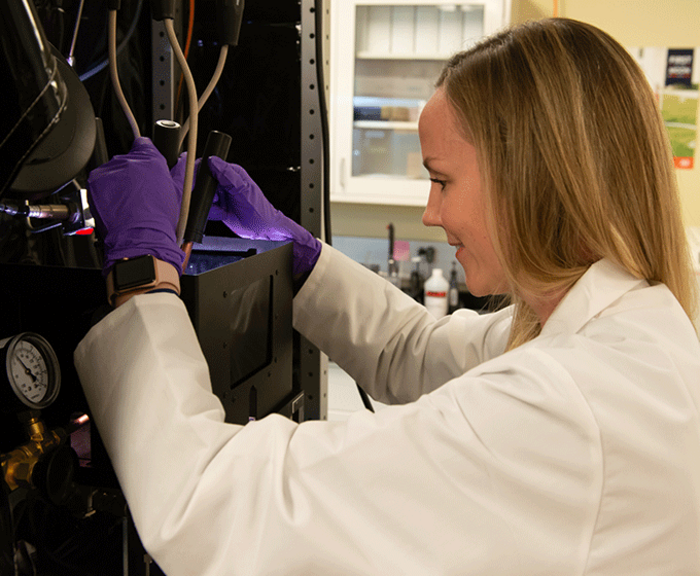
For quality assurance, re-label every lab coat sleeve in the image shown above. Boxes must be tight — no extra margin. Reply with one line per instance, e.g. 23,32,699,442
74,293,602,576
293,243,513,403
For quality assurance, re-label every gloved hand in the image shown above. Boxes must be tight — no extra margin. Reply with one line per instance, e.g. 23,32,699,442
171,155,321,277
88,137,185,276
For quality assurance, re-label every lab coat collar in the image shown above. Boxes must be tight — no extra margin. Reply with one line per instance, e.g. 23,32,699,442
540,259,648,337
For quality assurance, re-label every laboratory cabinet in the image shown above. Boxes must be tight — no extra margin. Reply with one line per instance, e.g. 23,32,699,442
330,0,511,206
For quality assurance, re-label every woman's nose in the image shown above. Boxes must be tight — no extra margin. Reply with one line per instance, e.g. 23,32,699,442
422,188,442,228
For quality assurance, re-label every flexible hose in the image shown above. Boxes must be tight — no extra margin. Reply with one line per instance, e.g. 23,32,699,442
174,0,196,116
79,0,144,82
108,10,140,139
178,44,229,148
164,18,198,245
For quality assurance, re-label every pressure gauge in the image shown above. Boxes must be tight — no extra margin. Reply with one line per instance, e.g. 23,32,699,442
0,332,61,410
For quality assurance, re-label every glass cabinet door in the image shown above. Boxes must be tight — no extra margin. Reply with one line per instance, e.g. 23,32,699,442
331,1,510,206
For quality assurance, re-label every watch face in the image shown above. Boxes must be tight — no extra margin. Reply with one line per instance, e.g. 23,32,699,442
113,255,157,291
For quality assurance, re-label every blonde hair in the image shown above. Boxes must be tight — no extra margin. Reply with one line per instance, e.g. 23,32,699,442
436,18,698,349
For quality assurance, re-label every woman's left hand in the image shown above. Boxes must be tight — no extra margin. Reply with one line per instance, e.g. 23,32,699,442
87,137,185,276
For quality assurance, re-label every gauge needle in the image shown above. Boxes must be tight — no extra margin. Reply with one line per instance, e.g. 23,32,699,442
17,358,37,382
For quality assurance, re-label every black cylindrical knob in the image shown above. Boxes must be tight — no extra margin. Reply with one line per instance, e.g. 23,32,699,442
151,0,176,21
184,130,232,245
153,119,182,169
216,0,245,46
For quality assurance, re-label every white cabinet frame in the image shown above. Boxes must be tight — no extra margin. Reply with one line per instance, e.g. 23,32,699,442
330,0,511,206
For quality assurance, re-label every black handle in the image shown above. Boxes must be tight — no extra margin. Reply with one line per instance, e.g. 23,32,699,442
183,130,232,245
151,0,176,21
153,119,182,169
216,0,245,46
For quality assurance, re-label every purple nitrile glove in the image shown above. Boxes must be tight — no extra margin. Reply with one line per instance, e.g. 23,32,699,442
87,137,185,277
171,154,321,277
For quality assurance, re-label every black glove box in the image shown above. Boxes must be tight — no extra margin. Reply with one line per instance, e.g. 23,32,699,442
181,237,300,424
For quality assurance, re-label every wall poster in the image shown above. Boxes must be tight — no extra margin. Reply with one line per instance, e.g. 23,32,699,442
629,47,699,169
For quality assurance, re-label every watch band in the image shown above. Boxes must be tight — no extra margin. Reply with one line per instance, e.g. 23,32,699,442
106,255,180,307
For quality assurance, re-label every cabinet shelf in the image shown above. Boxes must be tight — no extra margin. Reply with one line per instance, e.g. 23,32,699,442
356,51,453,61
354,120,419,130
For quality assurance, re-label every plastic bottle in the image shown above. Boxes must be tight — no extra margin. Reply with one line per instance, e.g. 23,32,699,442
448,262,460,314
424,268,449,318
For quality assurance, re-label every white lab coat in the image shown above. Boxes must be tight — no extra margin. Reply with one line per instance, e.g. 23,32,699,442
74,243,700,575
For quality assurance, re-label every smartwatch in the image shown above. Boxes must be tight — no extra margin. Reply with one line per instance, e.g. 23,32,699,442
106,255,180,307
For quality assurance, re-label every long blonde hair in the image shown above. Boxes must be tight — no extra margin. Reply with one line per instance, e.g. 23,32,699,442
436,18,698,349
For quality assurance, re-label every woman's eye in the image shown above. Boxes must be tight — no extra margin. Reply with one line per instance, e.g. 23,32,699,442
430,178,447,190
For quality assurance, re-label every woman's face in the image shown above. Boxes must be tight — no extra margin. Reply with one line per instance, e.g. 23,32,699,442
419,89,508,297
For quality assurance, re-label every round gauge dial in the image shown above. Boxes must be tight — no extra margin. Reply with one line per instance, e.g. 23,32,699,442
1,332,61,410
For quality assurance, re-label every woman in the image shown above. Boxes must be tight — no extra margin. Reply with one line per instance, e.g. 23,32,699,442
425,18,697,348
77,18,700,575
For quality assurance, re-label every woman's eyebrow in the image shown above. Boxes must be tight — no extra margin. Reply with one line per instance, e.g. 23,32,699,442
422,158,447,175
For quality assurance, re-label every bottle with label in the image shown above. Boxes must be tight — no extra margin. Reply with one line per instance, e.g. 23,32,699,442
448,262,460,314
424,268,449,318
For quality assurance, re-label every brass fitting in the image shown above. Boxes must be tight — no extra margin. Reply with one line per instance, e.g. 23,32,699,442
1,411,66,492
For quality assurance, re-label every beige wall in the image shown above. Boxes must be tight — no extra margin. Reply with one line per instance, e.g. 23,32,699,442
331,0,700,240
